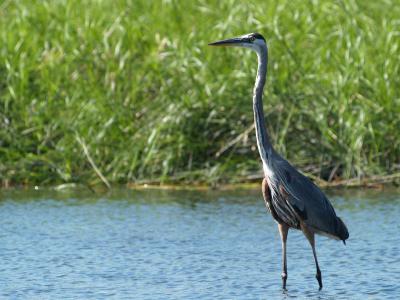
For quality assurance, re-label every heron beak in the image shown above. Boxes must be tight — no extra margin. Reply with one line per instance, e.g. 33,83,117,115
208,37,245,47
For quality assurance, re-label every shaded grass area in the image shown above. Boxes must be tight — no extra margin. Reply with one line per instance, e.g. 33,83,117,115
1,0,399,187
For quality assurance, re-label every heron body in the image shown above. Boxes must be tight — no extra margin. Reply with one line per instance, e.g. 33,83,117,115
209,33,349,290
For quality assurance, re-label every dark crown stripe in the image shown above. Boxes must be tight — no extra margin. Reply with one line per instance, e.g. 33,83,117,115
252,32,265,41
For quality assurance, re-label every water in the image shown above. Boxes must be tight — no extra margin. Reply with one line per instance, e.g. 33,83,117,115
0,187,399,299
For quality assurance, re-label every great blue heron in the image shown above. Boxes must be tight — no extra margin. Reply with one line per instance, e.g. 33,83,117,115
209,33,349,290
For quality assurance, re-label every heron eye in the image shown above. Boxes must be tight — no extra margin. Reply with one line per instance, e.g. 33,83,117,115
250,37,256,42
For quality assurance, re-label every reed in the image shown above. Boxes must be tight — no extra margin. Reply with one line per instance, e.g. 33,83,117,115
1,0,399,186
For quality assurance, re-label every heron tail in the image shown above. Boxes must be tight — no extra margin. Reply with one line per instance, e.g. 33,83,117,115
335,217,349,242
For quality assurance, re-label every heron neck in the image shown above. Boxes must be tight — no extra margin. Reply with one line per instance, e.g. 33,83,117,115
253,46,273,165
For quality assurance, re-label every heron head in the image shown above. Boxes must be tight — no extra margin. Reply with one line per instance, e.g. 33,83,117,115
208,32,266,51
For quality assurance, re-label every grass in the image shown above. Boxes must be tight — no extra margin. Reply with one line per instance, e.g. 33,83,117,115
0,0,399,187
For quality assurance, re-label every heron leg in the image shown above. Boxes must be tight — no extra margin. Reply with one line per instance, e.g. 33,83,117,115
278,223,289,290
312,242,323,290
301,224,323,290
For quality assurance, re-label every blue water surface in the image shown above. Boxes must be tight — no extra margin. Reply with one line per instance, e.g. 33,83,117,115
0,188,399,299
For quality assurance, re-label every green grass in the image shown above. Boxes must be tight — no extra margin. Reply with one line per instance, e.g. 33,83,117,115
1,0,399,186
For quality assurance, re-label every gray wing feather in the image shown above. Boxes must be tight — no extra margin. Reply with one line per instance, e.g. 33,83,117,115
270,153,348,239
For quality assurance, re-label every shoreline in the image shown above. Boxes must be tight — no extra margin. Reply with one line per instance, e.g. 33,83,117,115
2,172,399,191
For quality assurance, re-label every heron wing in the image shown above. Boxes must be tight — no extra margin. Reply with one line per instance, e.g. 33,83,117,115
271,154,347,239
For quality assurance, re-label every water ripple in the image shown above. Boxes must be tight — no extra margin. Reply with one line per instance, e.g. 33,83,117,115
0,188,399,299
